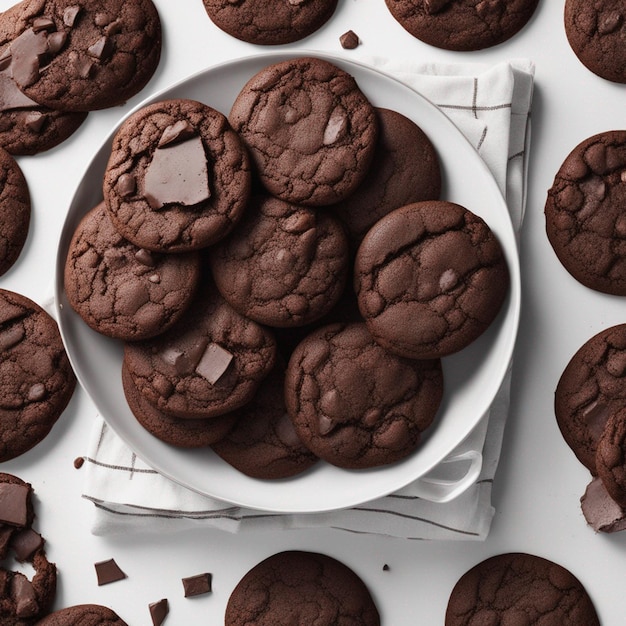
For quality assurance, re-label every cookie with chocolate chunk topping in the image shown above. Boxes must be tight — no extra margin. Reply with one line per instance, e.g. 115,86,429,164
0,289,76,462
36,604,128,625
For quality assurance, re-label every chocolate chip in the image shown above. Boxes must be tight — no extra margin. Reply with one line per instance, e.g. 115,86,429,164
11,574,38,618
63,6,81,28
0,322,25,351
27,383,46,402
424,0,452,14
182,572,212,597
23,111,47,133
117,173,137,198
11,528,43,561
339,30,360,49
149,598,169,626
382,564,390,571
73,456,85,469
47,31,67,55
160,339,208,376
31,17,56,33
158,120,197,148
0,483,30,527
323,106,348,145
194,343,233,384
87,36,114,62
94,558,127,585
134,248,155,267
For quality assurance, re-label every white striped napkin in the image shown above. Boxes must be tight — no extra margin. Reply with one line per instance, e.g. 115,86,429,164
82,58,534,540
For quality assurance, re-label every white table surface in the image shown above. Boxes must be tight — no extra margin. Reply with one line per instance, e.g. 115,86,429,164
3,0,626,624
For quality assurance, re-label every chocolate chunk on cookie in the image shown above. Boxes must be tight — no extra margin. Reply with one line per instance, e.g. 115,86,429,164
445,552,600,626
596,405,626,507
211,363,318,479
225,551,380,626
565,0,626,83
229,57,378,207
581,476,626,533
385,0,539,51
122,362,236,448
0,148,29,276
124,281,277,420
202,0,338,45
335,107,441,250
355,201,509,360
555,323,626,474
36,604,128,625
0,289,76,462
64,202,201,341
284,323,443,470
103,98,251,253
209,195,349,328
545,130,626,294
0,0,162,112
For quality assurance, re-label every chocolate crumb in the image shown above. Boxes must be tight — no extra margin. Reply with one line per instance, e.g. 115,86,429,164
382,564,390,571
182,572,212,597
94,558,127,585
73,456,85,469
149,598,169,626
340,30,360,49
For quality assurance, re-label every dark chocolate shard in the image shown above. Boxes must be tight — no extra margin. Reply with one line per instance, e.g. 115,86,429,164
11,574,38,618
581,476,626,533
149,598,169,626
194,343,233,385
339,30,359,49
182,572,212,597
94,558,127,585
0,483,30,526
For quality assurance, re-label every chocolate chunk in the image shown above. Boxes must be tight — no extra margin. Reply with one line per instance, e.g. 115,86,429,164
182,572,212,597
194,343,233,384
382,564,390,571
149,598,169,626
0,483,30,526
424,0,452,13
581,476,626,533
158,121,197,148
23,111,47,133
31,17,55,33
134,248,156,267
339,30,360,49
11,528,43,561
143,135,210,210
8,29,50,88
73,456,85,469
160,339,208,376
87,36,114,62
0,525,13,557
94,558,127,585
117,173,136,198
63,6,81,27
11,574,38,618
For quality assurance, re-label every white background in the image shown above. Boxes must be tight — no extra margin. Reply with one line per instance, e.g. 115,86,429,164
3,0,626,624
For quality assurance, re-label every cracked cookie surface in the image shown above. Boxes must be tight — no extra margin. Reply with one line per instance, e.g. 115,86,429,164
36,604,128,625
202,0,338,45
103,98,251,253
64,202,201,341
229,57,378,207
284,322,443,470
445,552,600,626
225,551,380,626
0,289,76,462
209,195,349,328
355,201,509,360
545,130,626,294
0,148,30,277
384,0,539,51
565,0,626,83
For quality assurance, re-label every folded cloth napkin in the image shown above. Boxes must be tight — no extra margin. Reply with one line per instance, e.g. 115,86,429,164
82,57,535,540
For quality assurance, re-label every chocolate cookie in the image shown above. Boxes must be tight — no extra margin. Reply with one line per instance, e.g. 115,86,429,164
211,363,318,479
0,473,57,626
385,0,539,51
0,148,30,276
445,552,600,626
209,195,349,328
0,289,76,462
335,107,441,250
229,57,378,207
284,322,443,470
225,551,380,626
596,405,626,507
123,281,277,420
35,604,128,625
554,324,626,474
202,0,338,45
103,98,251,253
121,362,236,448
565,0,626,83
64,202,201,341
354,201,509,360
0,0,162,112
545,130,626,294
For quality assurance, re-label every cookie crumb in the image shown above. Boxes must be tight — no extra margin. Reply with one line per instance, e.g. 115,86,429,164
73,456,85,469
340,30,360,49
94,558,127,585
182,572,212,597
149,598,169,626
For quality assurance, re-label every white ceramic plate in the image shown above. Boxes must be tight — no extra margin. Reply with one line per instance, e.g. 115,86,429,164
54,52,521,514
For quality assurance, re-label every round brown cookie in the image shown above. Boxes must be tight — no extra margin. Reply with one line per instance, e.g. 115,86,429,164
103,98,251,253
34,604,128,625
64,202,201,341
284,322,443,470
211,363,318,479
209,195,349,328
229,56,378,207
121,361,236,448
0,0,162,112
335,108,441,251
545,130,626,294
123,281,277,420
596,405,626,507
384,0,539,51
555,324,626,474
225,551,380,626
354,201,509,360
0,289,76,462
445,552,600,626
201,0,338,45
564,0,626,83
0,148,30,276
